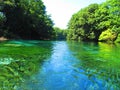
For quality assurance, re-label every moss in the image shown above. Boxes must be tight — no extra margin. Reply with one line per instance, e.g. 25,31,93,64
99,29,117,43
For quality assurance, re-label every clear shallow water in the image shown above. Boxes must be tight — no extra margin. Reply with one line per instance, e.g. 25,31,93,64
0,40,120,90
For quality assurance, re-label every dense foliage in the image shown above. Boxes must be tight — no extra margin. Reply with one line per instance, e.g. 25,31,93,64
0,0,53,40
67,0,120,43
52,27,67,40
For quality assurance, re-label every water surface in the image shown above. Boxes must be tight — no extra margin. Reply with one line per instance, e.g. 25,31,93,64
0,40,120,90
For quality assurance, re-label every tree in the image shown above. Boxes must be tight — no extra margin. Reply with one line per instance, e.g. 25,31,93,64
1,0,53,39
67,0,120,42
52,27,67,40
67,4,99,41
0,12,6,36
104,0,120,33
95,0,120,43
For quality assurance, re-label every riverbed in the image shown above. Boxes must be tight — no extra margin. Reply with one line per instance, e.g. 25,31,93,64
0,40,120,90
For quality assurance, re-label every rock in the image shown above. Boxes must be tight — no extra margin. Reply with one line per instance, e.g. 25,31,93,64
0,37,8,41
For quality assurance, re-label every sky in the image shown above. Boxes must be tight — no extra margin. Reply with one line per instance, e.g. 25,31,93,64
43,0,106,29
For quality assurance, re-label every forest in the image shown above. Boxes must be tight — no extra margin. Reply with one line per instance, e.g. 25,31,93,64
0,0,53,40
67,0,120,43
0,0,120,43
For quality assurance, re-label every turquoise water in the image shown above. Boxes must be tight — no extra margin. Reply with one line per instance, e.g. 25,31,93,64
0,40,120,90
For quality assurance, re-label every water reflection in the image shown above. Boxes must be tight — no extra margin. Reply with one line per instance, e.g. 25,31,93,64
22,41,120,90
68,41,120,90
0,41,120,90
22,41,82,90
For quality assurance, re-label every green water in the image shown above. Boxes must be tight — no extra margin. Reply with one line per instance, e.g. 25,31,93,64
0,40,120,90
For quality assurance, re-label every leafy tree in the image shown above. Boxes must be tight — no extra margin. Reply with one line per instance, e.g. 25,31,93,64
0,0,53,39
0,11,6,36
67,4,99,41
67,0,120,42
96,0,120,42
52,27,67,40
103,0,120,33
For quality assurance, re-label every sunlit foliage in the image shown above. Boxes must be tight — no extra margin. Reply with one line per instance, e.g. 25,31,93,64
67,0,120,43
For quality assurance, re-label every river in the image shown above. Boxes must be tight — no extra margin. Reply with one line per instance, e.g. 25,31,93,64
0,40,120,90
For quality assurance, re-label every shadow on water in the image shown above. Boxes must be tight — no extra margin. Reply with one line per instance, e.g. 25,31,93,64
0,40,120,90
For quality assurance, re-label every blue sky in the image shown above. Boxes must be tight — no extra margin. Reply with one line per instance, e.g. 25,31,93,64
43,0,106,29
